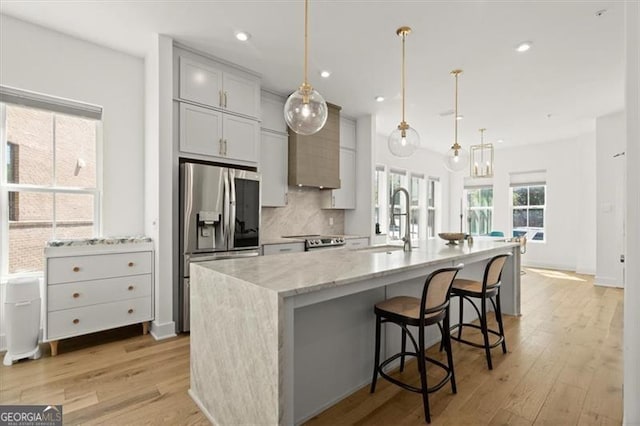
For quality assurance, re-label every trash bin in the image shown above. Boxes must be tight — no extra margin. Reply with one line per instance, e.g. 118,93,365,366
3,277,42,366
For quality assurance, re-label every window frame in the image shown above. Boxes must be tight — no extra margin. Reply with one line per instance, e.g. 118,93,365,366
373,165,387,235
409,173,425,242
510,184,546,243
427,177,440,239
0,102,103,278
464,186,494,236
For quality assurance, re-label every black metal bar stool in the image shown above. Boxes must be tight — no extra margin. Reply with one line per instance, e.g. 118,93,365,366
449,253,511,370
370,264,463,423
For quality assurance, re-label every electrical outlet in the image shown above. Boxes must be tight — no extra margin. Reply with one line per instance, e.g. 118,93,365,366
329,217,334,226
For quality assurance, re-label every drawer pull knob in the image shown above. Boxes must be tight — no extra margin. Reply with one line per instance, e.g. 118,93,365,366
73,266,80,272
128,309,134,314
73,293,80,298
73,319,79,324
128,285,134,291
128,262,134,267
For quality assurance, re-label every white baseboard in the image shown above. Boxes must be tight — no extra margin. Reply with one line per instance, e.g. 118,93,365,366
576,267,596,275
522,261,575,272
595,276,624,288
150,320,177,340
0,334,5,353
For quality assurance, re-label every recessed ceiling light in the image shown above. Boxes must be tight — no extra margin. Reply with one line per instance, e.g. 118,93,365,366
320,70,331,78
235,31,251,42
497,139,504,144
375,96,385,102
515,41,532,52
456,115,464,120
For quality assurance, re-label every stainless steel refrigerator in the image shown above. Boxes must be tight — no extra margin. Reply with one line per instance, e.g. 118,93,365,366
179,161,261,332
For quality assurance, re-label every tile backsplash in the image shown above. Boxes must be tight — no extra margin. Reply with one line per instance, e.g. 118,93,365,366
261,186,344,240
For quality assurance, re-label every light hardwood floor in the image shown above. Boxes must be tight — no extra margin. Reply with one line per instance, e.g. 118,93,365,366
0,268,623,425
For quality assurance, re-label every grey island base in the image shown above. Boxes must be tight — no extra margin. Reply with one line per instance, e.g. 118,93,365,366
189,240,521,425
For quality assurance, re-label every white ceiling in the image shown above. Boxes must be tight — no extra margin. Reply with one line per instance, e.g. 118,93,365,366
0,1,625,153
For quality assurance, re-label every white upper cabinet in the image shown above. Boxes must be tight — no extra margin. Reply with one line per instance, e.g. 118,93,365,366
223,115,260,163
260,131,288,207
178,54,260,119
223,73,260,119
179,57,223,109
322,117,357,209
260,92,288,134
340,117,357,150
180,103,223,157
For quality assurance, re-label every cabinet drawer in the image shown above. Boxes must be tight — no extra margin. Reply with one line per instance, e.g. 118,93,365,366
47,296,152,341
48,251,152,285
48,274,152,312
345,238,369,249
262,243,305,255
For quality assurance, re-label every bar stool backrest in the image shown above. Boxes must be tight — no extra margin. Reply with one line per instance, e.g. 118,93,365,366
483,254,512,291
420,264,464,324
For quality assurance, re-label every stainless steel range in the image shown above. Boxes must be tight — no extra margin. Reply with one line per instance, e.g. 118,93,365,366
283,235,346,251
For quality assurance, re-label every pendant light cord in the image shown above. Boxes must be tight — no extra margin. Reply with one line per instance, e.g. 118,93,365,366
401,31,406,123
454,72,458,145
303,0,309,86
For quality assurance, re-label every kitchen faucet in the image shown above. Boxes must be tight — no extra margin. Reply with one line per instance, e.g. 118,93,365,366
390,187,412,252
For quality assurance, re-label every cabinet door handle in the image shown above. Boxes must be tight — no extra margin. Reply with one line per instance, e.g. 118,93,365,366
280,248,292,252
219,90,224,107
73,266,80,272
332,195,336,207
128,309,134,314
73,319,80,324
224,91,228,108
219,138,223,156
72,292,80,298
128,262,134,267
285,192,288,205
128,285,134,291
224,139,228,156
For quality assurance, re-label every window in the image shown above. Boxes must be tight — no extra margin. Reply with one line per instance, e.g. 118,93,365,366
409,174,425,241
465,187,493,235
427,178,439,239
511,184,546,241
373,165,387,235
1,99,101,276
388,169,407,241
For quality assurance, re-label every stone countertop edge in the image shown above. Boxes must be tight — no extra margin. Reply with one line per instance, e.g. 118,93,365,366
261,238,306,245
46,236,153,247
194,241,519,299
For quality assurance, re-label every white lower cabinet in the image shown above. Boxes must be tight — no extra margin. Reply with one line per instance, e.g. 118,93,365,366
44,241,154,356
263,242,305,255
344,237,369,249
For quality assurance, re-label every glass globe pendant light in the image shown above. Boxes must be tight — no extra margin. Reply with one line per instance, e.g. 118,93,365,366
284,0,328,136
443,69,470,172
388,26,420,157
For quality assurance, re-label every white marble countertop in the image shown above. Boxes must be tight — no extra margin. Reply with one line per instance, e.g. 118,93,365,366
261,237,306,245
46,236,152,247
195,239,518,298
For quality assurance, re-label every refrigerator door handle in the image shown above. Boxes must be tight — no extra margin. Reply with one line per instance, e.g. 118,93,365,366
228,169,237,250
222,169,230,249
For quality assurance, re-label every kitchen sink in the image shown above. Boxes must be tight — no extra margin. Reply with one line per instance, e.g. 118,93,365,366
353,244,405,253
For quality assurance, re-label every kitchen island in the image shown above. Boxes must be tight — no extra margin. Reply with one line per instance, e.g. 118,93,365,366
189,240,521,425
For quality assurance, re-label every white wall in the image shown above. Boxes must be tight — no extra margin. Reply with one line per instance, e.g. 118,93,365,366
595,111,625,287
624,1,640,423
0,14,145,236
449,134,597,273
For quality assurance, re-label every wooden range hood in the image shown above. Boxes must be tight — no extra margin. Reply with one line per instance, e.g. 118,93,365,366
288,103,341,189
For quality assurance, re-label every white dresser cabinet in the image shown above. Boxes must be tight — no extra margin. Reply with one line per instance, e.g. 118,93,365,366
44,239,154,356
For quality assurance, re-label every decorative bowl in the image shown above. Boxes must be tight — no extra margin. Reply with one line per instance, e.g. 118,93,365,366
438,232,465,245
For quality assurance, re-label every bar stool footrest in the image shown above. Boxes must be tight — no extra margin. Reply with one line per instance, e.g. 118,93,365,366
377,351,453,394
450,322,505,349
